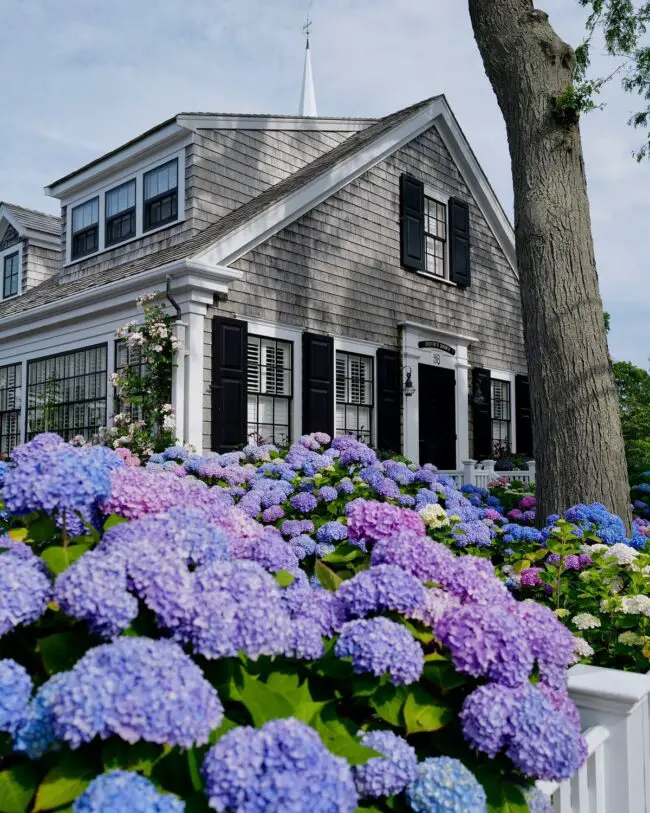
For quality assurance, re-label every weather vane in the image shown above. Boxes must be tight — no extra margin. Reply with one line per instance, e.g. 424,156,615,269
302,16,312,40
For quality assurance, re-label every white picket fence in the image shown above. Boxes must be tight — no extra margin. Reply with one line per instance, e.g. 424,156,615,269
439,458,536,489
538,665,650,812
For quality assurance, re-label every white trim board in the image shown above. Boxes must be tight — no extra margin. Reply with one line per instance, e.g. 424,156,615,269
177,114,374,133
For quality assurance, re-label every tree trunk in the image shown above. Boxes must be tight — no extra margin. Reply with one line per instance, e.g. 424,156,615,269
468,0,631,526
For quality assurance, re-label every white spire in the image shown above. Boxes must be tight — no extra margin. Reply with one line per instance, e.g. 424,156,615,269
299,18,317,117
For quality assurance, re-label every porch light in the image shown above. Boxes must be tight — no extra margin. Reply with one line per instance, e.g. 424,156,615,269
403,366,415,397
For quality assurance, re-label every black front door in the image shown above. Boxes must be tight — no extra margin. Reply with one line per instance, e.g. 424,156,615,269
418,364,456,469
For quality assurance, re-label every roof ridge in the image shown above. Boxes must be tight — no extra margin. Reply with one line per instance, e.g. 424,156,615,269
2,202,60,220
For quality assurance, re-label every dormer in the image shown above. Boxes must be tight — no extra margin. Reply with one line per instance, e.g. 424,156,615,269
0,202,61,297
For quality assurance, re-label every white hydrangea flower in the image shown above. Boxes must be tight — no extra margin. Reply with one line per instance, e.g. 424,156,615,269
604,576,624,594
581,543,608,554
418,503,450,529
162,414,176,431
618,632,644,646
621,595,650,617
603,543,639,566
573,637,595,660
555,609,570,619
572,613,601,630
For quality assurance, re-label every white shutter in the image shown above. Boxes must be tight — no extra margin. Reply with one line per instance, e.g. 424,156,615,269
247,340,261,393
336,354,347,403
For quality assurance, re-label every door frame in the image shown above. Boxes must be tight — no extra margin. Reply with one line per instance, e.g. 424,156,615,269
400,321,477,469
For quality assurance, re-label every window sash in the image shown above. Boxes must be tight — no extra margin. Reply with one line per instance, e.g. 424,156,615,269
114,340,147,421
0,362,22,455
144,160,178,201
491,379,512,453
246,335,292,446
3,252,19,298
335,351,374,443
424,197,447,278
105,180,136,247
71,198,99,234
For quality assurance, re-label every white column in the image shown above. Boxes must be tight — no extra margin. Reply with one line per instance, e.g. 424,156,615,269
455,347,471,467
19,360,27,443
403,360,420,463
183,304,206,453
171,320,187,446
105,340,116,424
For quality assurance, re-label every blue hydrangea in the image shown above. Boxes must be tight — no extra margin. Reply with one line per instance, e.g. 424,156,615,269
0,659,32,736
281,519,315,538
337,478,355,496
336,564,425,618
335,617,424,685
285,618,326,660
73,771,184,812
315,542,336,558
290,492,319,513
406,757,487,813
0,550,51,637
398,494,416,508
282,586,348,636
452,520,493,548
353,730,417,797
523,787,554,813
289,534,318,560
501,524,545,545
414,488,439,509
316,522,348,545
13,672,67,758
202,718,358,812
20,638,223,751
317,486,338,503
460,683,518,757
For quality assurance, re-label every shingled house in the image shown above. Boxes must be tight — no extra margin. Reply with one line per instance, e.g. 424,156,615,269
0,96,532,466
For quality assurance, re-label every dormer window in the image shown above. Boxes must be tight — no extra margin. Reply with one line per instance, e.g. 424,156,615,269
105,180,136,247
2,252,19,298
143,159,178,232
71,198,99,260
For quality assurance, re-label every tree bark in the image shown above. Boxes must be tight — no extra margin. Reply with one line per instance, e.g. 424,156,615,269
468,0,631,525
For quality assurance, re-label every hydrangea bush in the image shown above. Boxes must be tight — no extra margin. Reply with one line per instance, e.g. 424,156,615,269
0,433,595,812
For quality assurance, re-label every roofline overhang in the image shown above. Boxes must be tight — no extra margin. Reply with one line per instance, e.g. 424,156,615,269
176,114,375,132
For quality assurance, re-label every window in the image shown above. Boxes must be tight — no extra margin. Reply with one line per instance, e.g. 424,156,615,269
3,252,19,298
491,379,512,455
143,160,178,232
247,335,292,446
0,363,22,455
114,340,147,421
336,351,374,444
424,196,447,278
26,345,108,442
71,198,99,260
105,179,136,246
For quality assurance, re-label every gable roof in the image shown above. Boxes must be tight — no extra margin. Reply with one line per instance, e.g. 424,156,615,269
0,95,516,320
0,202,60,236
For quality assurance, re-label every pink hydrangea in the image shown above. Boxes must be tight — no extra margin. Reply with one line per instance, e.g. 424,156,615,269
347,500,425,548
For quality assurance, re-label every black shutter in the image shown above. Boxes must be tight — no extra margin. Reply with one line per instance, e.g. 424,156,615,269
376,349,401,454
211,316,247,452
302,333,334,436
400,174,425,271
449,198,471,287
515,374,534,458
472,367,492,460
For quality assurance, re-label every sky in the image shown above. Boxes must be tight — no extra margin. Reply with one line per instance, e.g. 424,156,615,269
1,0,648,365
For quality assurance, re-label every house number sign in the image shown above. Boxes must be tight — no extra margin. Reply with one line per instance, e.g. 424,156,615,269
418,340,456,355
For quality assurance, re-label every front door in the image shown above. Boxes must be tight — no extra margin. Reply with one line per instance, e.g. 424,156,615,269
418,364,456,469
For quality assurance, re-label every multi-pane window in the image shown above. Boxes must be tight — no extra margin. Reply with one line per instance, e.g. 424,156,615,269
336,352,374,444
143,160,178,232
114,340,147,421
247,336,292,446
106,179,136,246
491,379,512,455
425,197,447,278
0,363,22,455
26,345,108,442
3,252,19,298
71,198,99,260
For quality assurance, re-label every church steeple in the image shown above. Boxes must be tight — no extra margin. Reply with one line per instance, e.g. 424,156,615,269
299,17,317,117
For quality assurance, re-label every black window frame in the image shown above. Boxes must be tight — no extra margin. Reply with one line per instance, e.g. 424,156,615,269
424,196,447,279
335,350,374,445
246,334,293,447
71,197,100,261
2,251,20,299
114,339,148,422
491,378,512,455
0,362,22,455
143,159,179,233
26,344,108,443
105,179,136,247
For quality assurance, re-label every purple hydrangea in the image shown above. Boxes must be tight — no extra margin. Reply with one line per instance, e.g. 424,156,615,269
0,659,32,736
316,521,348,544
10,432,65,465
335,617,424,685
290,492,319,513
347,500,425,548
406,757,487,813
0,550,51,637
73,771,184,813
281,519,315,538
371,530,456,585
201,718,358,813
353,730,417,797
440,556,513,606
285,618,326,660
452,520,493,548
337,478,355,496
435,604,533,687
336,564,426,619
282,586,348,636
261,505,285,523
317,486,338,503
289,534,318,560
512,600,576,672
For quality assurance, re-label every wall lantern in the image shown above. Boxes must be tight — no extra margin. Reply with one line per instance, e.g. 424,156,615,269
402,366,416,397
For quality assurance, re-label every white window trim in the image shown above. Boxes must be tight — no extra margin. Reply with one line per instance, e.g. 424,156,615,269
489,369,517,455
418,184,455,285
64,147,186,266
0,243,22,301
333,336,380,447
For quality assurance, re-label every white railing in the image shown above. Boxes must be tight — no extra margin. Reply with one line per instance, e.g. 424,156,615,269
538,665,650,813
438,458,536,489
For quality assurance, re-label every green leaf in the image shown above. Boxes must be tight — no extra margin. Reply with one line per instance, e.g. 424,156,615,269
208,717,238,745
369,685,407,727
102,740,166,776
186,749,203,793
33,752,97,812
479,774,530,813
238,672,294,726
40,544,91,575
315,559,342,592
39,631,89,675
25,514,58,544
311,707,381,766
423,661,467,693
0,765,40,813
323,543,365,564
274,570,295,587
403,687,452,735
103,513,127,531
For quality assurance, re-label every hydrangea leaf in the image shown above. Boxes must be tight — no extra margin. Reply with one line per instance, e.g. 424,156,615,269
7,528,29,542
423,661,467,693
274,570,295,587
103,513,127,531
311,706,382,766
315,559,343,591
478,774,529,813
323,544,366,564
208,717,238,746
403,687,452,735
38,631,90,675
33,752,97,812
0,765,40,813
101,740,167,776
238,672,294,727
23,514,58,544
40,543,91,575
369,684,407,726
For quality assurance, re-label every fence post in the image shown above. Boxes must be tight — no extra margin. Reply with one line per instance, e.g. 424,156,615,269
526,460,536,483
462,459,477,486
481,459,496,483
568,664,650,813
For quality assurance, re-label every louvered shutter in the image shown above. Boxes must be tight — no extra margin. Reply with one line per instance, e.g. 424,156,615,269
400,174,425,271
211,316,247,452
449,198,471,287
515,374,534,458
303,333,334,436
376,349,401,454
472,367,492,460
